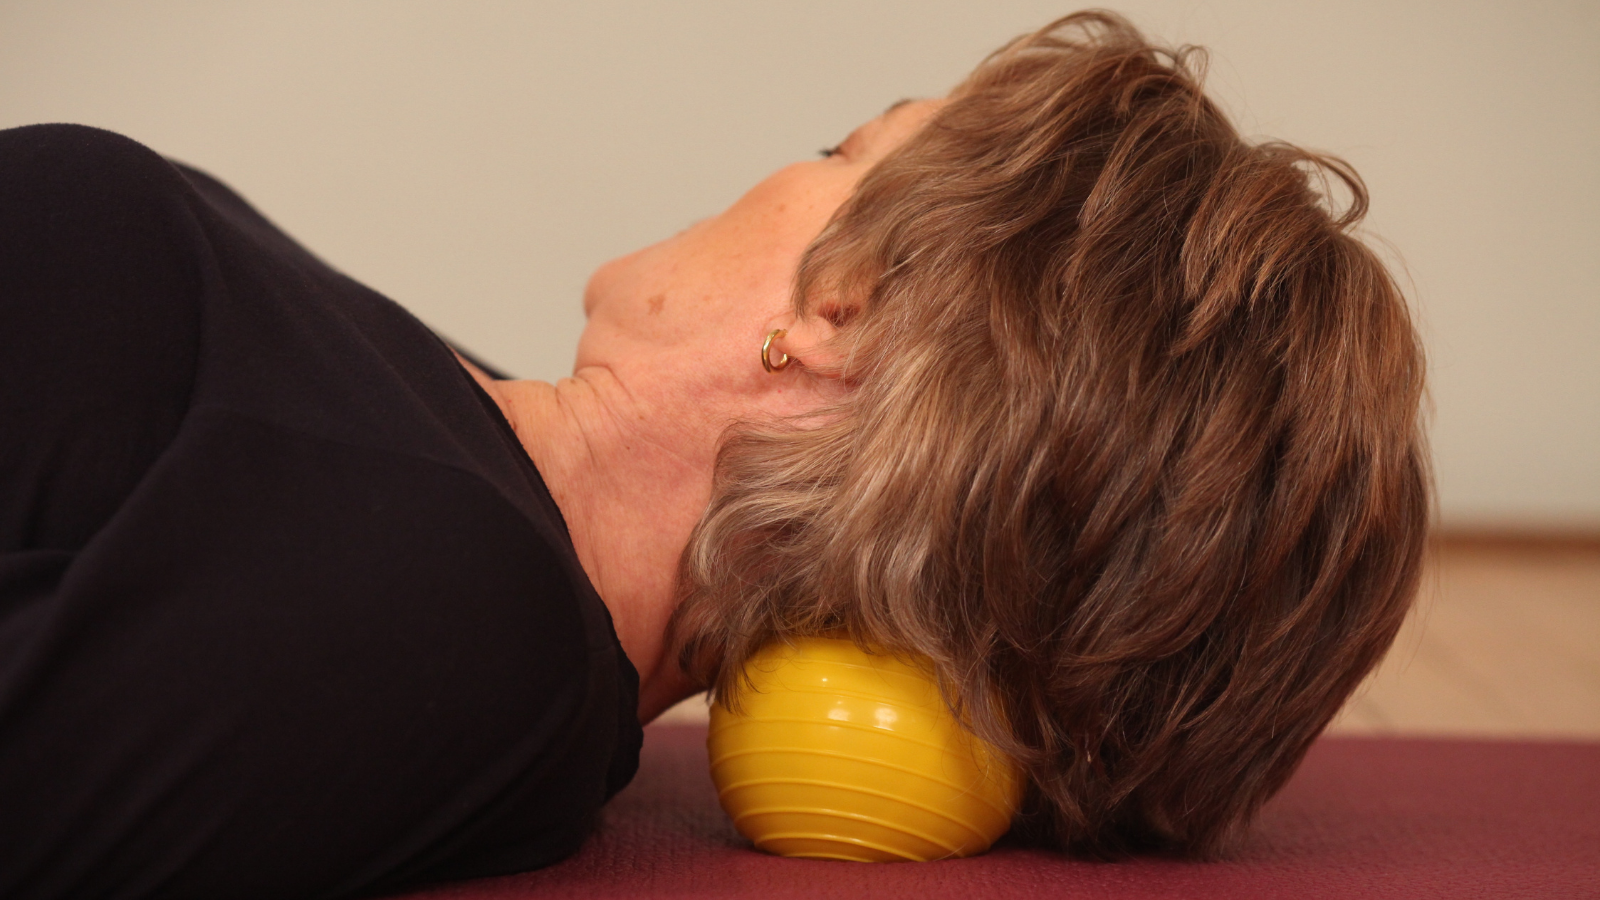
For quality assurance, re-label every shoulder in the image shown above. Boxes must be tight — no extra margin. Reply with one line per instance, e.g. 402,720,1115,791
0,122,156,153
0,123,171,172
0,123,184,198
0,124,210,272
0,124,211,309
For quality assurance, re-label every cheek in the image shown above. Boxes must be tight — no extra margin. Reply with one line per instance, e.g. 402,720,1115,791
734,166,848,246
584,224,711,321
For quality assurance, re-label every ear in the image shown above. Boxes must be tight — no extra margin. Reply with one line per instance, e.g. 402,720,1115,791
768,303,853,378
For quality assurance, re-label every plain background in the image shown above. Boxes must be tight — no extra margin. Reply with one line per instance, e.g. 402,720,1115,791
1,1,1595,529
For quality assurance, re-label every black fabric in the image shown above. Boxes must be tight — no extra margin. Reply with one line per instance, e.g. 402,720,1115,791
0,124,642,900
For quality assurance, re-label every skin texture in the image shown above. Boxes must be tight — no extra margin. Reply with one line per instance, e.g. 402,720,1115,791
462,100,943,724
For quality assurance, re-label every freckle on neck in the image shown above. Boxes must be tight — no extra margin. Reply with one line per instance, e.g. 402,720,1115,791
648,294,666,315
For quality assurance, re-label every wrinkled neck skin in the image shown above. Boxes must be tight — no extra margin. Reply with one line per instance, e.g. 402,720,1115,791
456,100,945,724
459,357,709,725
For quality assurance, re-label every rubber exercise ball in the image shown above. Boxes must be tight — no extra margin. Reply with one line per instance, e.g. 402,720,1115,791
707,636,1022,861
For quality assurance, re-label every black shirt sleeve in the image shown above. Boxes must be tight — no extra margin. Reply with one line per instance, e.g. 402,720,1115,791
0,124,642,900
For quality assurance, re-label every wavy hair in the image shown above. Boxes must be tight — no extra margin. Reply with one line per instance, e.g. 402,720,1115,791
668,11,1429,856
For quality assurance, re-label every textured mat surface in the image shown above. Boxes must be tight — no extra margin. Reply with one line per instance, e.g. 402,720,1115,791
393,724,1600,899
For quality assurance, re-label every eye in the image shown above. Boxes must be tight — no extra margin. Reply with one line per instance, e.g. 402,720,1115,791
818,145,842,158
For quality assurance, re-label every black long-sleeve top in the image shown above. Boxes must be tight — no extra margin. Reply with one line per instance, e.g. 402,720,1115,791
0,123,643,899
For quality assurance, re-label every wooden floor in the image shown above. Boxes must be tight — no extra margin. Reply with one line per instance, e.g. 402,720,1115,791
1327,542,1600,738
659,543,1600,740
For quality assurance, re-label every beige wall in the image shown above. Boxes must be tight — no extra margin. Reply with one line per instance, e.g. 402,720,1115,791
3,1,1595,527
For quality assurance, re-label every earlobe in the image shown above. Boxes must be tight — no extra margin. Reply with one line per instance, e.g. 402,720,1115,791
766,312,847,379
761,329,792,373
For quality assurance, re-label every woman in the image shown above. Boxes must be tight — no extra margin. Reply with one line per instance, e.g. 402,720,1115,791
0,10,1427,899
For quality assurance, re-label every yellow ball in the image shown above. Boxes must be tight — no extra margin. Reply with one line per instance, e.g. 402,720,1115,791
707,636,1022,862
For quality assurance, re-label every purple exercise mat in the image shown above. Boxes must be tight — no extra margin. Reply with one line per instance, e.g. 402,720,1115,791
393,723,1600,899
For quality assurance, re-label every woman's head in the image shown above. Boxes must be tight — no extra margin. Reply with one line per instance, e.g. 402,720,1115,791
575,99,941,437
669,11,1430,855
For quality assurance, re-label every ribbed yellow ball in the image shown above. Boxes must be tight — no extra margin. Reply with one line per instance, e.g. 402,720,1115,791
707,636,1022,862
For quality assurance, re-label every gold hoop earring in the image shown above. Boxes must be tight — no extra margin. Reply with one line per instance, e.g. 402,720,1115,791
761,329,791,373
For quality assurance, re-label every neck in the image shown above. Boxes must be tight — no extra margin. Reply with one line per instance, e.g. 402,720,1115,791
465,362,703,723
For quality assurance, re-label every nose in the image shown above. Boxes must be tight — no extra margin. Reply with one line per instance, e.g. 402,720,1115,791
675,217,711,237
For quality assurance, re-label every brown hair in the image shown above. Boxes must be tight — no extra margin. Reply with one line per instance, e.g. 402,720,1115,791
669,11,1429,856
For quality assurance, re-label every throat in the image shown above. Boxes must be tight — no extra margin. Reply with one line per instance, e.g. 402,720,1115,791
462,361,709,722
